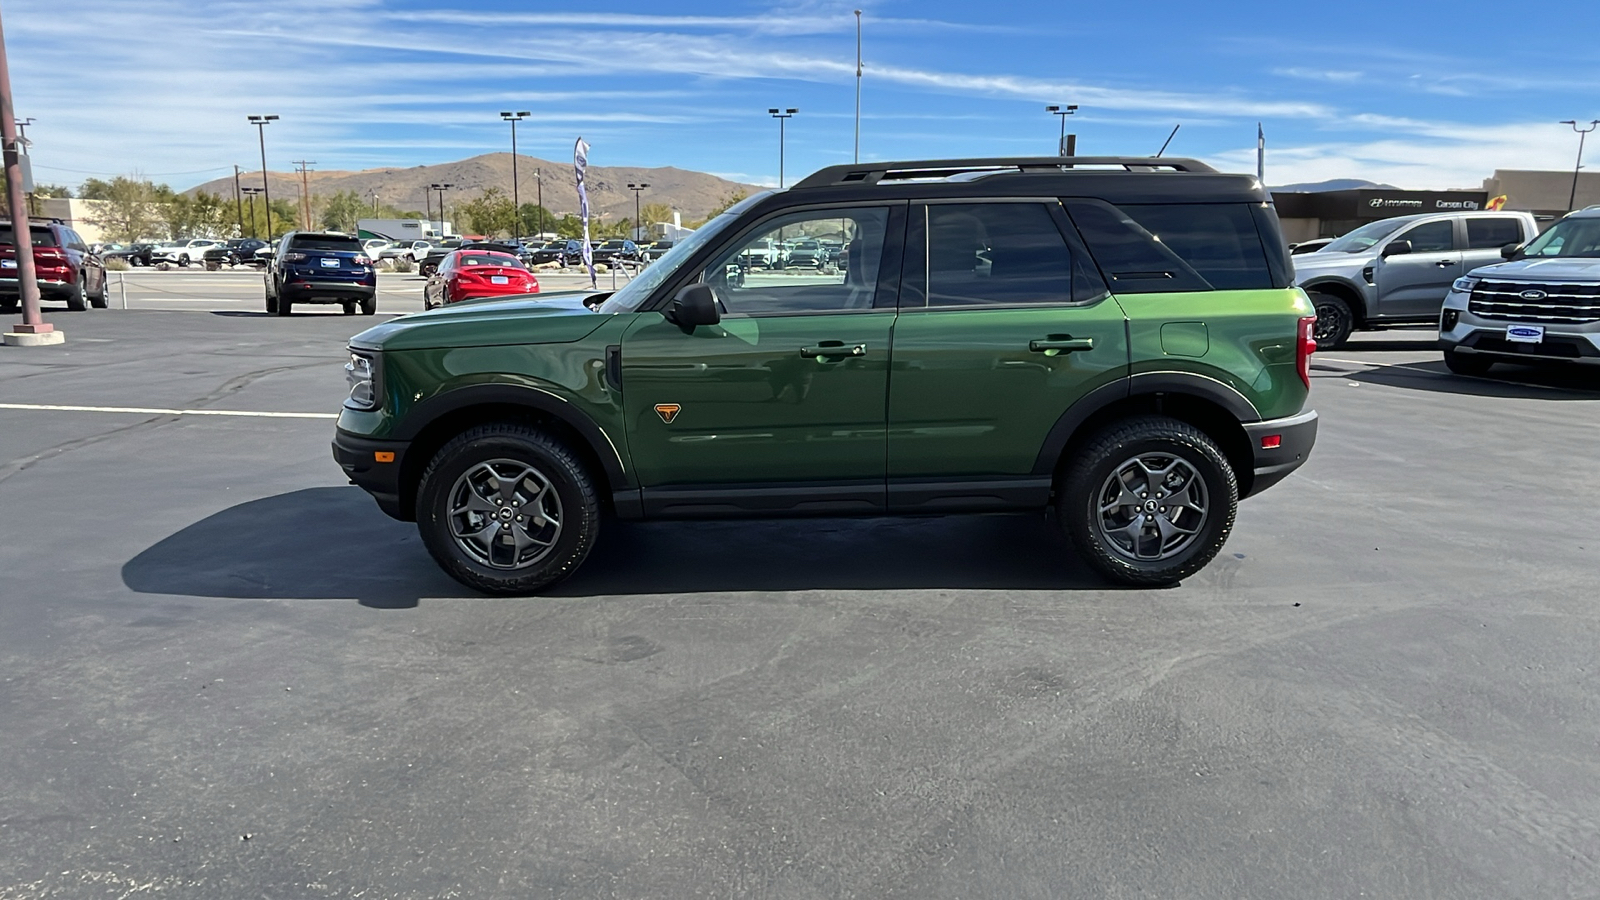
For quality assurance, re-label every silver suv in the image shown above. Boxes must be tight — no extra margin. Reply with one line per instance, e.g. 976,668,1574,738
1293,210,1539,348
1439,206,1600,376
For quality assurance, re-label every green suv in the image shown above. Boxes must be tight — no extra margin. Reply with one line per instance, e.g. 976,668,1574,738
333,157,1319,592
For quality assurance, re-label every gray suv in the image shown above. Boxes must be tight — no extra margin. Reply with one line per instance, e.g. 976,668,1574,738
1293,210,1538,348
1439,206,1600,375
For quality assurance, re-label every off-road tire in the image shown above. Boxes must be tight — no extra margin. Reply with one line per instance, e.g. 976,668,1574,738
1309,292,1354,350
66,275,88,311
1059,416,1239,587
1443,348,1493,376
416,423,601,595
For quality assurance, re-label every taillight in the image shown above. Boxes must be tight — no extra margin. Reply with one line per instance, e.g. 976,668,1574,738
354,255,372,266
283,251,306,261
1296,316,1316,388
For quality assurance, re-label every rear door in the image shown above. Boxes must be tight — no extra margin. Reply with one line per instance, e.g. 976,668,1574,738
1375,219,1460,319
885,200,1129,510
1461,215,1529,274
621,204,903,515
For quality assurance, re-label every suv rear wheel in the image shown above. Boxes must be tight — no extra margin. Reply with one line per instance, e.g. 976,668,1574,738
1309,292,1354,350
1059,416,1238,586
416,424,601,595
66,275,88,312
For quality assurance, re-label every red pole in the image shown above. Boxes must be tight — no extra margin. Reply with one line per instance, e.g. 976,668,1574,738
0,5,53,339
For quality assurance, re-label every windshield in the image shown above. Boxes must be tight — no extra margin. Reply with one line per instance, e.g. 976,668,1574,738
1322,218,1412,254
597,218,733,313
1521,216,1600,258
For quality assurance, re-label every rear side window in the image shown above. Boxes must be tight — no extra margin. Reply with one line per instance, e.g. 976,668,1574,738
903,202,1105,308
0,225,57,247
1064,200,1275,293
1397,220,1454,253
291,236,362,252
1466,217,1525,250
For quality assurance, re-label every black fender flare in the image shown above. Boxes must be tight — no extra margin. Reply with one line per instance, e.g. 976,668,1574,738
395,383,631,490
1030,372,1261,476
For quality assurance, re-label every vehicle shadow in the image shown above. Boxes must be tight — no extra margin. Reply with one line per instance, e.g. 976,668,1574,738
1331,337,1441,353
1336,359,1600,400
121,487,1105,606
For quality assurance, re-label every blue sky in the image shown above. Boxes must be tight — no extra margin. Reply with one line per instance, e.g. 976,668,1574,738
12,0,1600,192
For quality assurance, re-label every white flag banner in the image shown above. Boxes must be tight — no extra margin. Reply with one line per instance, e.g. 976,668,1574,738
575,137,596,286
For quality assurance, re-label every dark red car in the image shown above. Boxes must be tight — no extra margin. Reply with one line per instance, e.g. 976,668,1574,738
0,219,108,312
423,250,539,309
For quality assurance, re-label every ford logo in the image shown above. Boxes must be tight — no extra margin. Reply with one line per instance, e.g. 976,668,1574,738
1519,289,1548,301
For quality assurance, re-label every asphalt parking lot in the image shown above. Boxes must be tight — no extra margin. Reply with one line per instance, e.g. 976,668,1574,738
2,304,1598,898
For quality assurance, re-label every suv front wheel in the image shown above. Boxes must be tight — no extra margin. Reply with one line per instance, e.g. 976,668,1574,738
1308,292,1354,350
416,424,601,595
1059,416,1238,586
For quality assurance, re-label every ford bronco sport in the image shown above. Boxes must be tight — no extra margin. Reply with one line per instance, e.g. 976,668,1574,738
333,157,1319,593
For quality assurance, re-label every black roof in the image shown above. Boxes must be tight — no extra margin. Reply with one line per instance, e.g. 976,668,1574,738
781,156,1267,206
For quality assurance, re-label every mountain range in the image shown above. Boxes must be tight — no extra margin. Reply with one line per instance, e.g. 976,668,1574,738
189,153,765,222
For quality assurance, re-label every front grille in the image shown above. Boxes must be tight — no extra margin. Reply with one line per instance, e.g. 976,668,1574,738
1469,280,1600,325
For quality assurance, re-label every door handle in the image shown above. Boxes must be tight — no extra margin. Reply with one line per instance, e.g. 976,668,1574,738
1434,259,1455,267
799,343,867,359
1028,337,1095,353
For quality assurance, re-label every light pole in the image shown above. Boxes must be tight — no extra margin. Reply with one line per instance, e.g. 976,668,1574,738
1560,119,1600,212
241,186,263,239
768,108,798,188
248,114,278,237
1046,105,1078,156
534,169,544,237
429,182,454,235
0,11,52,343
233,164,245,236
627,182,649,242
500,111,530,234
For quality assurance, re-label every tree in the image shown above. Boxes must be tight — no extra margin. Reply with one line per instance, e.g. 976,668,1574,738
554,214,585,239
33,183,72,199
639,202,673,226
83,176,164,242
459,187,518,237
517,203,556,236
320,189,365,233
154,188,230,239
700,190,747,223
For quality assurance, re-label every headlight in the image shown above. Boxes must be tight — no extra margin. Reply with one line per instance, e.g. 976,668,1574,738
1451,275,1479,294
344,351,379,410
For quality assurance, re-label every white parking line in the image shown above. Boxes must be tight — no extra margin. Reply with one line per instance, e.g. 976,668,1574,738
0,402,337,419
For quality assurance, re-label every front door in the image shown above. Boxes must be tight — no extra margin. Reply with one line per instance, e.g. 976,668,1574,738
1376,219,1461,320
885,200,1129,509
621,204,902,516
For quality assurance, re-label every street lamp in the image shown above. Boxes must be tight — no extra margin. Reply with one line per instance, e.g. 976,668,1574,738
1560,119,1600,212
500,111,530,234
1046,105,1078,157
627,182,650,242
428,183,455,235
534,169,544,237
240,186,264,239
248,114,278,236
768,108,798,189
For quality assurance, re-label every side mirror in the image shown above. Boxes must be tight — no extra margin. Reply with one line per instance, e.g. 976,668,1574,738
1501,242,1523,260
1380,239,1412,258
667,284,720,328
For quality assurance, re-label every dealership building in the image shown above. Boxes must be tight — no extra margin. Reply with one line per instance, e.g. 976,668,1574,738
1271,189,1490,244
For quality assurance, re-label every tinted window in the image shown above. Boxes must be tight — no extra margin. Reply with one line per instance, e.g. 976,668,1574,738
459,253,524,268
1398,220,1453,253
0,225,57,247
1466,217,1524,250
905,202,1102,308
1120,204,1273,290
1064,200,1211,293
702,207,889,315
290,235,362,252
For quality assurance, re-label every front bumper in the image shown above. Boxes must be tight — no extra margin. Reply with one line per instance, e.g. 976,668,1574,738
332,429,410,520
1438,291,1600,366
1242,409,1318,497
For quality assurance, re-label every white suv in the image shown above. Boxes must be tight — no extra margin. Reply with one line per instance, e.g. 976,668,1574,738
1439,207,1600,375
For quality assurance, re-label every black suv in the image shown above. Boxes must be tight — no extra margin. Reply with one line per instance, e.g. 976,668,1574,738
264,232,377,316
203,238,269,270
0,219,107,312
591,239,641,266
420,241,524,277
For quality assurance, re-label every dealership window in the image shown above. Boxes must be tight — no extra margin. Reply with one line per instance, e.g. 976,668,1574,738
1065,200,1273,292
1466,217,1525,250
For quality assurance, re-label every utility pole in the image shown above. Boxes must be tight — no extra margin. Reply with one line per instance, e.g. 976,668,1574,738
0,10,56,345
1560,119,1600,211
768,108,798,188
233,164,245,237
241,186,263,239
248,114,278,238
501,111,530,235
854,10,862,163
292,160,315,230
1046,105,1078,157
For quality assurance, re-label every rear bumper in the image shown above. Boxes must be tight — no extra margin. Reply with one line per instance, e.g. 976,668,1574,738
332,429,411,521
0,276,75,299
1242,409,1318,497
282,280,376,303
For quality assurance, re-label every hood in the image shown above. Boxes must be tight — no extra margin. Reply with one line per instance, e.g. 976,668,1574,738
1291,250,1374,281
350,292,605,351
1467,256,1600,281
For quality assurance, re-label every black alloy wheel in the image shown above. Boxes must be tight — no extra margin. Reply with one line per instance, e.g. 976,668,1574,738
1309,292,1354,350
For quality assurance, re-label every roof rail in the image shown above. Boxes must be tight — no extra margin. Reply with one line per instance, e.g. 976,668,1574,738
791,156,1219,190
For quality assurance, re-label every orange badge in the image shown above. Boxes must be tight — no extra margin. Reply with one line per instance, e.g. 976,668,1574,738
654,403,682,424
